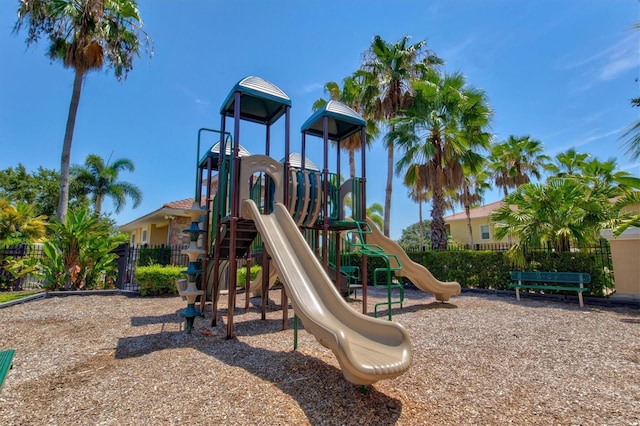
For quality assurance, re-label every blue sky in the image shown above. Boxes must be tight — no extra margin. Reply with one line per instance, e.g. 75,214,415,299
1,1,638,240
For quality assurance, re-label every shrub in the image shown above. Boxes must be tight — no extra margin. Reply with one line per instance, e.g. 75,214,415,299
406,250,511,289
237,264,262,287
39,209,127,290
135,264,184,296
344,248,611,296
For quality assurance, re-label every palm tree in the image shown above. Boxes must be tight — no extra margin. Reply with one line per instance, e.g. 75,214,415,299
71,154,142,216
620,118,640,161
491,178,611,265
619,22,640,161
0,200,47,288
360,35,442,237
404,168,429,250
549,148,590,176
392,69,492,249
454,164,491,247
365,202,384,230
611,186,640,236
577,157,636,200
0,200,47,249
14,0,151,223
312,74,377,178
489,135,551,198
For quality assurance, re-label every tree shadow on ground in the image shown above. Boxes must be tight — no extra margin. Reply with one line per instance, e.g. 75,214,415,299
114,330,403,425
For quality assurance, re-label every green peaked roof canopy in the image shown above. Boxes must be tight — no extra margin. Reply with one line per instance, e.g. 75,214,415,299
301,100,366,141
210,142,251,157
220,76,291,125
280,153,321,171
198,142,251,168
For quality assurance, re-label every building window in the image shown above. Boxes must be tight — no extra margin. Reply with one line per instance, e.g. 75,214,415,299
130,233,136,245
141,228,148,245
480,225,490,240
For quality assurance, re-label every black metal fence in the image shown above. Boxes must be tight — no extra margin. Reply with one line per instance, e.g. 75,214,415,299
0,244,45,291
115,244,189,291
0,243,190,292
0,240,614,293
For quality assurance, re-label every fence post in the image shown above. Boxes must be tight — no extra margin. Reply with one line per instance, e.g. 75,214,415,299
112,243,129,290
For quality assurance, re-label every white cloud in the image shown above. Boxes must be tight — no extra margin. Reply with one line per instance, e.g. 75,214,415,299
299,82,323,95
559,33,639,85
549,127,623,155
598,33,640,81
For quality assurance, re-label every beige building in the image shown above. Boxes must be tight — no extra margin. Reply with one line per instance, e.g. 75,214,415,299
119,198,200,247
444,200,514,248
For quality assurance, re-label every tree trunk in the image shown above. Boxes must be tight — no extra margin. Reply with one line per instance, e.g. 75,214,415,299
348,149,356,179
95,195,102,216
418,200,424,251
57,69,85,223
502,184,512,244
384,143,393,237
431,178,448,250
465,203,474,248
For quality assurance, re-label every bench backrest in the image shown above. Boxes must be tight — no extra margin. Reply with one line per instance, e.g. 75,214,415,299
510,271,591,284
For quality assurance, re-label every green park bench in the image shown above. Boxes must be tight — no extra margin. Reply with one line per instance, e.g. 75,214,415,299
509,271,591,308
1,349,15,390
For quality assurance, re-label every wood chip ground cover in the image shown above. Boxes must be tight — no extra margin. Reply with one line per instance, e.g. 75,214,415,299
0,288,638,425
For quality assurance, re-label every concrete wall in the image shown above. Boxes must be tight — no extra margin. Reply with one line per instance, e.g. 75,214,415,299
448,217,513,245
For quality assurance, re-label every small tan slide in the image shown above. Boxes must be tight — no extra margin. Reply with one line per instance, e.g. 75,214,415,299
364,218,461,302
248,266,278,296
242,199,412,385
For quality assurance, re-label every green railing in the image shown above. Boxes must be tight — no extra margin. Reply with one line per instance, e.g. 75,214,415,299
346,221,404,320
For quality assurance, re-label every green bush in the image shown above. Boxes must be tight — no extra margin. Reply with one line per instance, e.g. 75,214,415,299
405,250,511,289
39,209,127,290
237,264,261,287
343,248,612,296
135,264,184,296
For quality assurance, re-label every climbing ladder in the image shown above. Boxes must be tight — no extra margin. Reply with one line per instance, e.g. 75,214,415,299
346,221,404,320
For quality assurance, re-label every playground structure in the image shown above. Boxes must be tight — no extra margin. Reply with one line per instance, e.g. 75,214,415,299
182,76,460,385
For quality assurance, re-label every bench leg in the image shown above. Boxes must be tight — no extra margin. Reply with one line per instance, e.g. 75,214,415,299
515,287,521,302
578,292,584,308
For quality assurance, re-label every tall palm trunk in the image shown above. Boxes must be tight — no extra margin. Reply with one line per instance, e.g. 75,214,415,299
463,184,474,247
431,185,448,249
418,199,424,250
94,195,103,216
430,162,448,249
348,149,356,178
384,143,393,237
465,203,474,247
501,183,512,244
57,69,85,223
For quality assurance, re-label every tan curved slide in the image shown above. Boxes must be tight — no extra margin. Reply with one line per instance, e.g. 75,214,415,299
248,266,278,296
364,218,461,302
242,199,412,385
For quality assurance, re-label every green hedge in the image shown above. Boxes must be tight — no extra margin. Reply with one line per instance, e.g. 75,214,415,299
136,264,263,297
135,264,184,296
342,249,612,297
136,250,612,298
404,250,511,290
237,265,262,287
